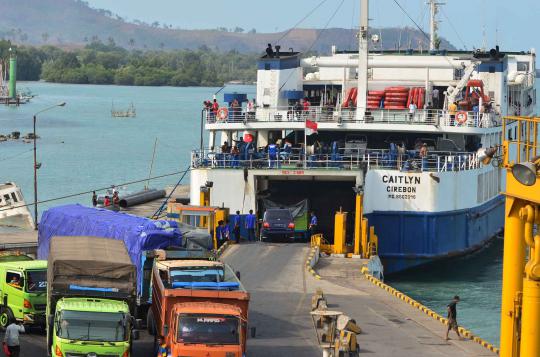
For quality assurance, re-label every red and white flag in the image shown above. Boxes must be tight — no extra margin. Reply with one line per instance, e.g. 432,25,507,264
305,119,318,135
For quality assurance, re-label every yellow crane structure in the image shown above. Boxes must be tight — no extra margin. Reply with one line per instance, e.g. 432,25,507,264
498,116,540,357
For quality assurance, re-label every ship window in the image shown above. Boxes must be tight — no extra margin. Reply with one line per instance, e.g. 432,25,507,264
517,62,529,72
10,193,18,203
489,66,495,73
507,129,512,140
3,194,10,203
264,63,271,70
453,68,464,80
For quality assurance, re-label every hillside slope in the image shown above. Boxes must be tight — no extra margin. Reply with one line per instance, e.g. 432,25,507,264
0,0,455,53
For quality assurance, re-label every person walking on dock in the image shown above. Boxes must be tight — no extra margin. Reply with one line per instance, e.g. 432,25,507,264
4,320,24,357
233,210,241,243
92,191,97,207
445,295,462,341
246,210,256,242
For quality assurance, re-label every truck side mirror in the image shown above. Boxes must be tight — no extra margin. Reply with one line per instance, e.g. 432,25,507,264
131,329,140,341
163,324,169,336
235,271,241,280
250,326,256,338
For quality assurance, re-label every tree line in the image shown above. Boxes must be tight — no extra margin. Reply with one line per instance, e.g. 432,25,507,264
0,40,259,87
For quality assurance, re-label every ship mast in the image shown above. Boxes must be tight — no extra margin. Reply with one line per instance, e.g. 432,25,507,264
429,0,444,51
356,0,369,121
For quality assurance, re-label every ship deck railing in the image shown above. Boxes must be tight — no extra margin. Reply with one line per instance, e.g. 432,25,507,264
191,148,482,173
204,107,502,129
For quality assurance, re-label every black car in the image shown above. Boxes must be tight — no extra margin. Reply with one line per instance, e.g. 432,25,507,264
260,208,295,241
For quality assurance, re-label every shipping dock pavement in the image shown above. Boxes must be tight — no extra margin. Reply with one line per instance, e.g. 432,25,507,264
221,243,496,356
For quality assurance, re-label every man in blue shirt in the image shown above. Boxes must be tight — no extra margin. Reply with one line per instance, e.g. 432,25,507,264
246,209,256,242
268,142,278,168
309,211,318,238
233,210,241,243
216,220,228,248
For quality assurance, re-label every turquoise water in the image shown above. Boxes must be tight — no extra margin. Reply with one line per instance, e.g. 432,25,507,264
388,238,503,345
0,82,255,212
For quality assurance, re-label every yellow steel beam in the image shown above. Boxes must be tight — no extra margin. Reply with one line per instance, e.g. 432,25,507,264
499,196,527,357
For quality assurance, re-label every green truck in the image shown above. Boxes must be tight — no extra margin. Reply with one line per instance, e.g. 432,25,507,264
0,259,47,328
46,236,140,357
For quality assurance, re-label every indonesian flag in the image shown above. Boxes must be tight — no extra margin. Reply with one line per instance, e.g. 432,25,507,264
305,119,318,135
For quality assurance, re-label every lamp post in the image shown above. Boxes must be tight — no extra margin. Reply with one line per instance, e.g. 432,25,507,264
33,102,66,230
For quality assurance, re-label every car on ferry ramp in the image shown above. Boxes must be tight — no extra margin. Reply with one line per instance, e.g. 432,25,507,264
260,208,295,242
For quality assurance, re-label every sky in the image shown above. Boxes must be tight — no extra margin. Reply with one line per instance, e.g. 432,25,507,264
86,0,540,52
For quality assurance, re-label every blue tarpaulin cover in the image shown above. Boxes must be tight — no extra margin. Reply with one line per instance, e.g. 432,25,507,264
38,204,183,294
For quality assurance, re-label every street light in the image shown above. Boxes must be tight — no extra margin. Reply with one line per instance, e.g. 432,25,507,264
512,156,540,186
33,102,66,230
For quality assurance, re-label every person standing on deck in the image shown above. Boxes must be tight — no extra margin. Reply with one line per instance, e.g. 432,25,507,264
419,143,428,171
4,320,24,357
432,88,440,108
445,295,462,341
212,99,219,118
408,102,417,121
92,191,98,207
233,211,241,243
266,44,274,58
309,211,318,238
246,210,256,242
448,101,458,125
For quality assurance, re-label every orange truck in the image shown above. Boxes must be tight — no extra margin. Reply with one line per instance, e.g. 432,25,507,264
149,259,250,357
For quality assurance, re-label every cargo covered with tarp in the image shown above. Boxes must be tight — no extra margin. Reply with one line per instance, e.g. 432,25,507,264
38,204,186,294
261,198,309,231
47,236,136,301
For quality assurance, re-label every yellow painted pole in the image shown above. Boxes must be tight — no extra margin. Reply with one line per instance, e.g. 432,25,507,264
354,193,363,256
519,205,540,357
333,210,347,255
499,196,527,357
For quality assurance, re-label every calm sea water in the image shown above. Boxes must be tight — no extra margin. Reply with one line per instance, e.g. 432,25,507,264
0,81,533,346
0,81,255,212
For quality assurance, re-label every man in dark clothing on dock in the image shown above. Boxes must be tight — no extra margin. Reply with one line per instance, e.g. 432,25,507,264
233,210,241,243
445,295,462,341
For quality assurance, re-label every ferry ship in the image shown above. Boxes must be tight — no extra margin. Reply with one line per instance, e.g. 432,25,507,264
189,0,535,273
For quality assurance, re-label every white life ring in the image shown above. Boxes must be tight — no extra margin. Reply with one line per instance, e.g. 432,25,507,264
217,107,229,121
456,111,468,125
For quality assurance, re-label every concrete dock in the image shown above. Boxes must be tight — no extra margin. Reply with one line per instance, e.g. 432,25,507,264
222,243,496,356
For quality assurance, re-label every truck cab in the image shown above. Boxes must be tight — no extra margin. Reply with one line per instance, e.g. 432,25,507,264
0,260,47,328
164,302,243,357
51,297,134,357
151,260,250,357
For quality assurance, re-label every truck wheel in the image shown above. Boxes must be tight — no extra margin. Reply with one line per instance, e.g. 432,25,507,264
147,309,156,336
0,308,14,329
